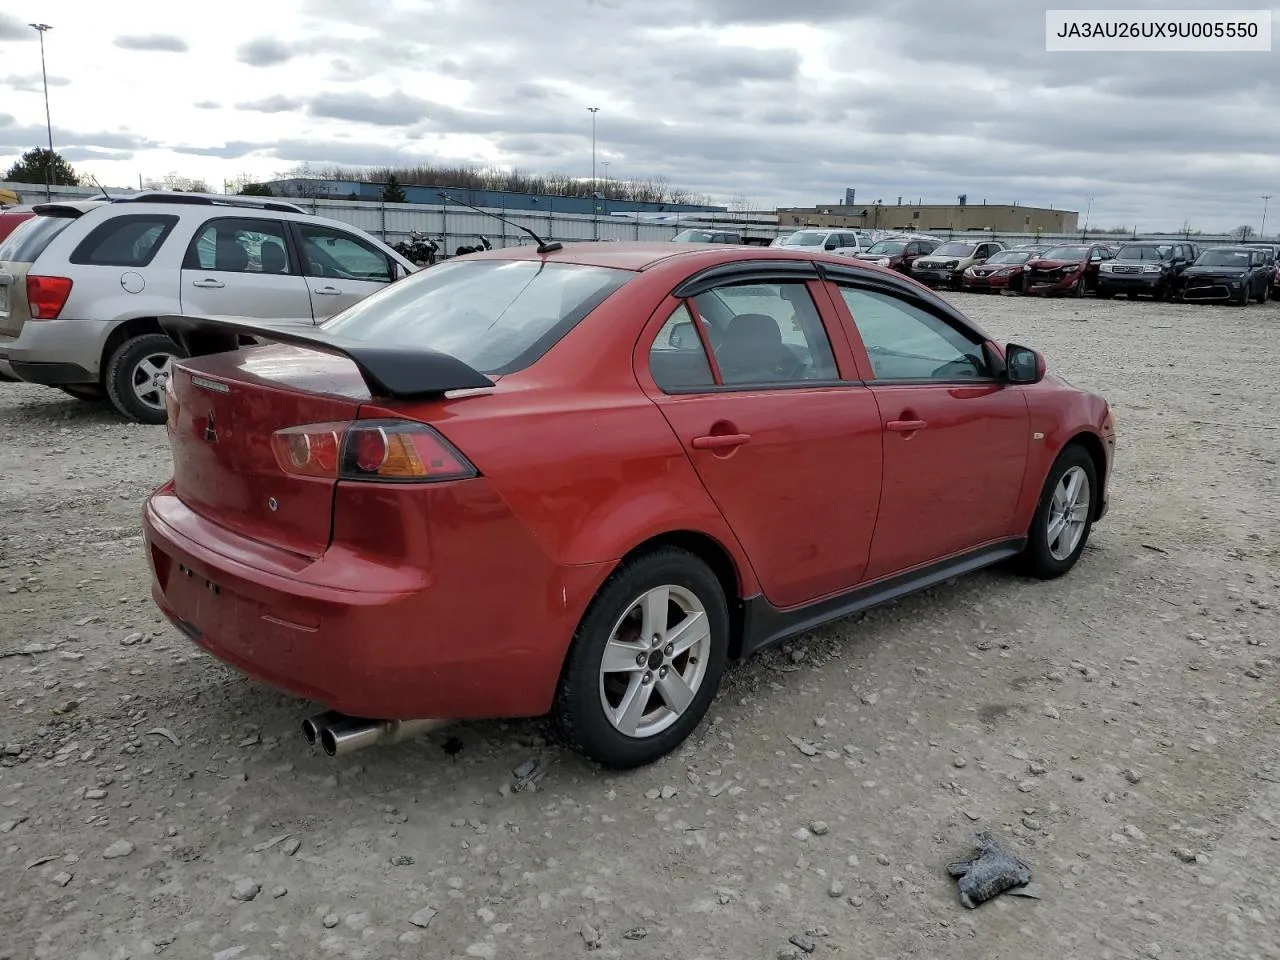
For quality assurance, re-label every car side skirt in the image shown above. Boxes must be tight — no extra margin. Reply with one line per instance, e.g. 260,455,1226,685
739,538,1026,658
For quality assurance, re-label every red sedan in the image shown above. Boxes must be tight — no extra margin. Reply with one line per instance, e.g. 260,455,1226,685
960,249,1036,293
144,243,1116,769
1023,244,1115,296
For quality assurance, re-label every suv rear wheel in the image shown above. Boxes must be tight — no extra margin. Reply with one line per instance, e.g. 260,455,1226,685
105,333,183,425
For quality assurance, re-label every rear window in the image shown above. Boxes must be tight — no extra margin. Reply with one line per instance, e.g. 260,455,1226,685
0,215,73,263
69,214,179,267
321,259,631,375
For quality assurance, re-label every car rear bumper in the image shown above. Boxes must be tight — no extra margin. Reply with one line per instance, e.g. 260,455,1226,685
142,485,612,721
0,318,117,385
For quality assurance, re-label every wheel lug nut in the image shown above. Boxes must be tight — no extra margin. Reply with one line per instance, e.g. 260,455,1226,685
636,653,646,666
643,672,652,684
664,643,674,656
659,666,668,678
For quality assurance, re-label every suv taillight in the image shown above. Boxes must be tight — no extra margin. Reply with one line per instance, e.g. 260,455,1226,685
26,275,73,319
270,419,477,483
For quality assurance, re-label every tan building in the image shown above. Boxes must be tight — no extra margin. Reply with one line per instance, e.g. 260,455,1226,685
777,202,1078,234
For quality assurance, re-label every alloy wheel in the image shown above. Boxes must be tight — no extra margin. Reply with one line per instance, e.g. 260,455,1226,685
1046,465,1091,561
598,584,711,739
131,353,174,413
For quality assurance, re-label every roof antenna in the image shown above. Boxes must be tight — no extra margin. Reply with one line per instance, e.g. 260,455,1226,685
89,174,112,201
436,192,562,254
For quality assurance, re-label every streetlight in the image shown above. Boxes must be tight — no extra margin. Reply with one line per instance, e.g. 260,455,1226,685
1261,195,1272,239
602,160,610,194
587,107,599,190
29,23,55,201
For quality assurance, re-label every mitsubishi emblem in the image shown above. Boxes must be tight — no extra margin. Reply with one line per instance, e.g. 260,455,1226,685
204,411,218,443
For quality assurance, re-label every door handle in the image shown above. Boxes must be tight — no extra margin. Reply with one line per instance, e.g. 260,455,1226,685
191,279,224,289
691,433,750,450
313,286,342,295
886,419,927,432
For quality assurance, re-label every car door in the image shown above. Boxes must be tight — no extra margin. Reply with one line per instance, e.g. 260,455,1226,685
638,269,883,609
826,277,1030,580
289,221,396,320
180,216,315,325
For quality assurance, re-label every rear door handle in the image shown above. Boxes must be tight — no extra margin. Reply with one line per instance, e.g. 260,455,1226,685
691,433,751,450
886,419,927,432
313,286,342,295
191,279,224,289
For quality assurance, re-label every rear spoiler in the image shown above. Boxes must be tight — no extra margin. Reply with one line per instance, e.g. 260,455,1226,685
158,314,495,400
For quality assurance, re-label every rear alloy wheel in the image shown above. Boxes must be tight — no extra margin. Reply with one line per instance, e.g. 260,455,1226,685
552,548,729,768
58,384,105,402
1018,444,1097,580
105,333,184,425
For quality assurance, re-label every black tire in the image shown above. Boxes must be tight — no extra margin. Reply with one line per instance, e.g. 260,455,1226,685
551,547,730,769
58,384,105,402
1236,286,1249,306
1073,276,1086,297
1254,283,1268,304
105,333,184,425
1017,444,1098,580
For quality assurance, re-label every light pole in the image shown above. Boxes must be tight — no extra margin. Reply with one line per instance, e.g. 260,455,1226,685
587,107,599,190
1261,195,1272,239
602,160,610,194
1083,196,1093,236
29,23,55,200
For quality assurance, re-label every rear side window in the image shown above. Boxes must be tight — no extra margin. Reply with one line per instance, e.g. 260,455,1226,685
322,258,631,375
70,214,178,267
0,215,73,263
649,304,715,390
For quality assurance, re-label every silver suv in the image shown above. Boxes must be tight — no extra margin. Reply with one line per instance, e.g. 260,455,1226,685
0,193,414,423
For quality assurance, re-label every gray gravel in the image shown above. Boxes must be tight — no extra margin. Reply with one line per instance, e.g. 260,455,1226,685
1,293,1278,959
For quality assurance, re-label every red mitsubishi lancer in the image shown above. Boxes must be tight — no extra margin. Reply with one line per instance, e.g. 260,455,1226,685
144,241,1115,768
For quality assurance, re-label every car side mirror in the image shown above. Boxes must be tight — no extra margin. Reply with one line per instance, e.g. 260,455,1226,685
668,322,698,349
1004,343,1044,385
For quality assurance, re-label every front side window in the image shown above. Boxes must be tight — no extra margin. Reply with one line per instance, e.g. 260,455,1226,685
69,214,178,267
295,224,392,282
839,286,989,382
322,258,629,375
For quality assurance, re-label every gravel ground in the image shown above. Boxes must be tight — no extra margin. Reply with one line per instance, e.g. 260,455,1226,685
1,292,1278,960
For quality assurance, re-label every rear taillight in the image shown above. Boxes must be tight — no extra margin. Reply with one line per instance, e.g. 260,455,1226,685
26,275,73,319
270,419,477,483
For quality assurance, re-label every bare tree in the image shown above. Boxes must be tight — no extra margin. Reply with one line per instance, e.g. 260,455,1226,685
262,161,714,207
142,172,210,193
1235,224,1256,241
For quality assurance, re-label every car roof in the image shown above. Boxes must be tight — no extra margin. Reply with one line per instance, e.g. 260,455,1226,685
460,241,881,272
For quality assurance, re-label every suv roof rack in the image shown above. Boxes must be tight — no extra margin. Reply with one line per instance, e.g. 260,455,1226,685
112,192,307,214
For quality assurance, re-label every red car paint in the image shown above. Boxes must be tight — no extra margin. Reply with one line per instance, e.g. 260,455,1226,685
0,207,35,244
143,243,1114,724
1023,244,1114,296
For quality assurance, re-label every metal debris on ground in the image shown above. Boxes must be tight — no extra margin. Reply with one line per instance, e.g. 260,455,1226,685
946,831,1033,908
146,727,181,747
512,756,554,793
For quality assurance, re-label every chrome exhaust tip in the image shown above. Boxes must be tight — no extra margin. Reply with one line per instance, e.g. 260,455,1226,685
301,710,344,747
302,712,446,757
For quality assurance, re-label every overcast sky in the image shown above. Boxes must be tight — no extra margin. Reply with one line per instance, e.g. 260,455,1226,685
2,0,1277,232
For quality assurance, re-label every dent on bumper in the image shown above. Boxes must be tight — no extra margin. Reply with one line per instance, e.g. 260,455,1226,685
142,490,612,721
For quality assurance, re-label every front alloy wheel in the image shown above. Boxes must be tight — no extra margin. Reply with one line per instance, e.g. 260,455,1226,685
1018,444,1098,579
553,548,728,768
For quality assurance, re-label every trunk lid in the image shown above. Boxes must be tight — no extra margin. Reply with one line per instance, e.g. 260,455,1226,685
167,345,370,558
